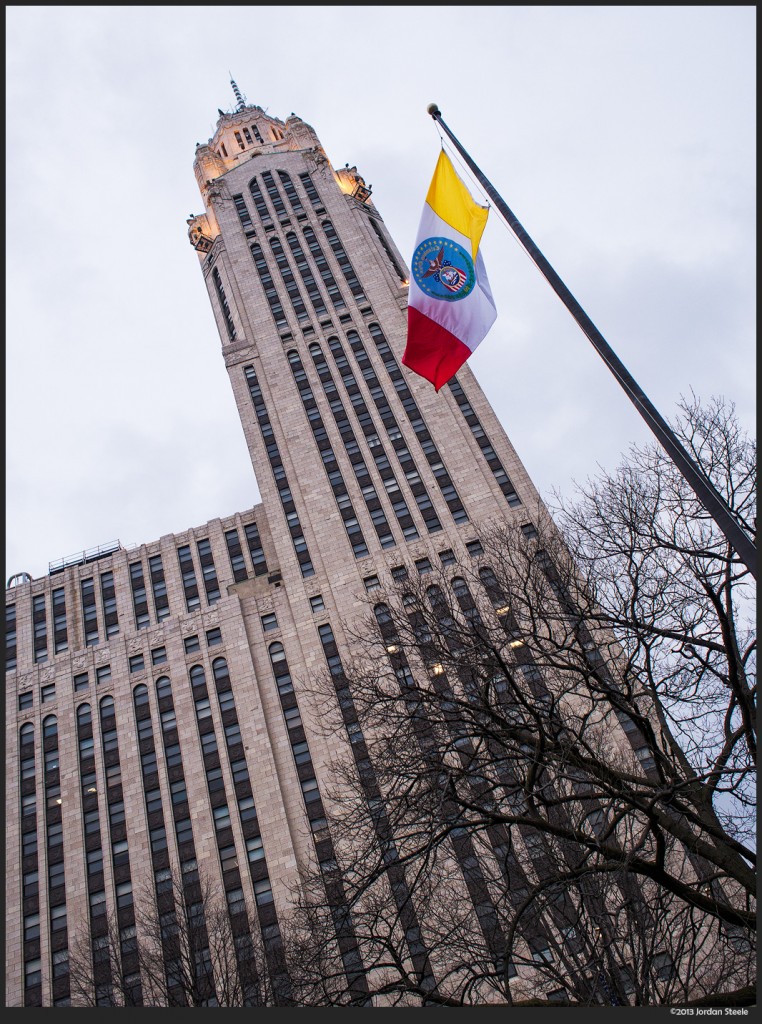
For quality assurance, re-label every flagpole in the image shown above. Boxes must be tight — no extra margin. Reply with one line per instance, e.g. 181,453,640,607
427,104,757,581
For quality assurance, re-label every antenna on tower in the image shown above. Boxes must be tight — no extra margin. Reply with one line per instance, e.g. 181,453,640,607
229,75,246,112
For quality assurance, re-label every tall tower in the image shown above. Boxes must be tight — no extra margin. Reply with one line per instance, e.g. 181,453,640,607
6,87,552,1007
187,94,543,590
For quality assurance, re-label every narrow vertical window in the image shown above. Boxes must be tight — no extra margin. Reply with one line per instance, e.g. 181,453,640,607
244,367,314,578
224,529,248,583
100,571,119,637
32,594,48,664
250,243,287,328
177,545,201,612
248,177,273,227
285,232,327,317
303,226,345,309
368,216,408,282
51,587,68,654
447,378,522,507
6,603,18,671
211,268,236,342
81,579,99,647
278,170,304,214
261,170,288,219
148,555,170,621
233,194,255,234
298,171,325,212
196,539,221,605
270,236,309,320
321,220,367,302
244,522,268,576
129,562,150,630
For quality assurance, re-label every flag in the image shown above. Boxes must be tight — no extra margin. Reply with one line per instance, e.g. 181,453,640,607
403,150,497,391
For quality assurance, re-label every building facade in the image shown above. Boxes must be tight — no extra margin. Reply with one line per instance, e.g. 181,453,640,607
6,91,580,1007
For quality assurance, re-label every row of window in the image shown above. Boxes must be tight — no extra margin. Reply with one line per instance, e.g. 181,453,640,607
6,523,267,673
447,378,522,508
244,365,314,577
17,626,224,712
233,170,366,336
217,120,281,160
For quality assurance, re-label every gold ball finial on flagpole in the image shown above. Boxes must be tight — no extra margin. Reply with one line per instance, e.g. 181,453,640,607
427,103,441,118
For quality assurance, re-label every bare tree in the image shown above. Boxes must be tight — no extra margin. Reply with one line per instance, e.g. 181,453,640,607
68,864,287,1006
291,395,755,1006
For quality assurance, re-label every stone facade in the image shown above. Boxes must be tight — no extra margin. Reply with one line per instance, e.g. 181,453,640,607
5,96,552,1007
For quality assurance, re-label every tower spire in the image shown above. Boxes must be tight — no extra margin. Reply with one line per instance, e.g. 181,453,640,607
229,74,246,112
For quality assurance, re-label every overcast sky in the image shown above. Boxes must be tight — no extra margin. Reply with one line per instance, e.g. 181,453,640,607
6,6,756,582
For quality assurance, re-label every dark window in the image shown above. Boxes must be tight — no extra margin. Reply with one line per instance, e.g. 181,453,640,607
100,570,120,637
5,603,17,671
197,538,221,605
212,267,237,341
129,561,150,630
177,545,201,612
148,554,171,621
151,646,167,666
261,613,278,633
52,586,68,653
224,529,249,583
32,593,48,663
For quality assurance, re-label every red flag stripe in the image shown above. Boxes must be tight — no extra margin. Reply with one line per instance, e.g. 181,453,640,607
403,307,472,392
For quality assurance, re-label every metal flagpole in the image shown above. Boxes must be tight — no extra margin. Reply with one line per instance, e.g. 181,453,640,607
427,104,757,581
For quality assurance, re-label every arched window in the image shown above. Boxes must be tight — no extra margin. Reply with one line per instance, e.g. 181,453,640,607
268,642,285,664
373,603,392,625
76,703,92,726
43,715,58,740
189,666,206,690
132,684,149,708
156,675,173,700
20,722,35,746
99,695,115,717
212,658,230,685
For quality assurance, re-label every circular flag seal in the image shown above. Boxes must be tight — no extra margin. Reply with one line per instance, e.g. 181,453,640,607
411,236,476,301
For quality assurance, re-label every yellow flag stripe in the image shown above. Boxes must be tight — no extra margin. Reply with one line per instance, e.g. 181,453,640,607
425,150,488,261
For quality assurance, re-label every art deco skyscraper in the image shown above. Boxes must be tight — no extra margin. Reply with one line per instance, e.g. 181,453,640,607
6,87,552,1007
